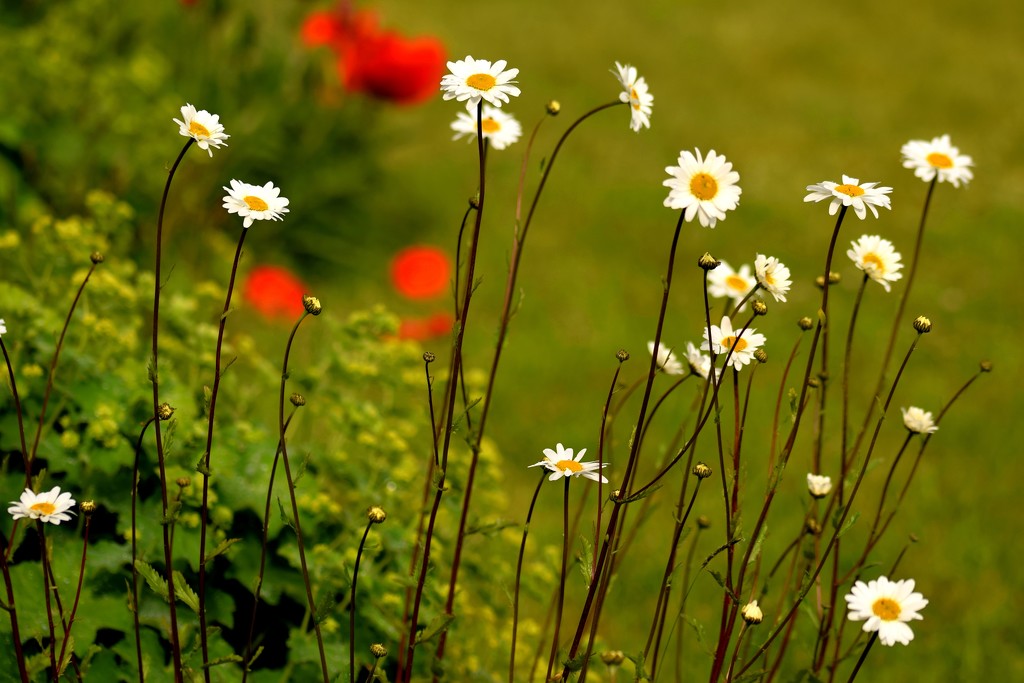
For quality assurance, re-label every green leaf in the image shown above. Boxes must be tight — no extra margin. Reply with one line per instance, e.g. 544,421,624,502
577,535,594,589
172,571,200,613
205,537,241,563
746,523,768,566
837,511,860,538
416,613,455,645
57,635,74,676
134,560,169,601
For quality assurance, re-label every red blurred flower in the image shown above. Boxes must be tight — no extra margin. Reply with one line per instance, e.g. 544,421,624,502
244,266,308,319
398,312,454,341
391,246,451,299
300,7,445,106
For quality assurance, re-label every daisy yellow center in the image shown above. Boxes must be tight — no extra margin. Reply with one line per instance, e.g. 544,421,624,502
834,184,865,197
481,118,501,134
630,88,641,109
690,173,718,201
926,152,954,169
188,120,211,138
30,502,57,515
555,459,583,473
726,275,748,292
871,597,901,621
763,271,776,285
861,252,885,273
243,196,269,212
466,73,496,91
720,335,748,352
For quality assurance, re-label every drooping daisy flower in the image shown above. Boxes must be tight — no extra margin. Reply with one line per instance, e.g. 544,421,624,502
806,473,832,499
754,254,792,302
222,180,290,228
172,104,229,157
450,104,522,150
648,341,684,376
708,261,756,307
804,175,892,220
529,443,608,483
0,318,6,336
664,149,741,228
901,406,938,434
741,600,763,625
612,62,653,132
901,135,973,188
684,341,716,381
845,576,928,646
440,56,520,107
702,316,766,370
847,235,903,292
8,487,77,525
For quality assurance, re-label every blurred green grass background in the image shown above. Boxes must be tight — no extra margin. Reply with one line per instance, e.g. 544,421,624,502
2,0,1022,679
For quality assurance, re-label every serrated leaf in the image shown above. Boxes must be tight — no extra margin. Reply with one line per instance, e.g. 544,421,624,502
246,645,264,671
746,523,767,566
134,560,169,601
416,613,455,645
577,535,594,589
619,483,661,504
277,497,295,530
798,598,820,629
707,569,741,604
837,511,860,538
203,654,243,668
733,670,767,682
563,650,587,672
205,537,241,563
56,635,74,675
466,519,516,537
172,571,199,613
626,651,649,681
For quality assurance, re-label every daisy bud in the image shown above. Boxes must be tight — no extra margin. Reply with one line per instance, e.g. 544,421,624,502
741,600,763,625
302,295,322,316
370,643,388,659
901,406,938,434
423,352,437,363
367,506,387,524
469,195,480,210
909,533,919,543
798,316,813,331
913,316,932,333
692,462,712,479
815,272,841,288
980,360,993,373
546,100,561,116
616,349,630,363
600,650,625,666
290,393,306,407
80,500,97,515
176,477,191,488
157,403,175,421
807,473,832,499
697,515,711,529
90,251,105,264
754,349,768,364
752,300,768,316
698,252,721,271
807,377,820,388
806,518,822,535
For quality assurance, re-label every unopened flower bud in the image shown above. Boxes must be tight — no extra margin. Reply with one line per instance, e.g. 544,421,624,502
754,349,768,364
370,643,388,659
80,500,97,515
90,251,104,264
546,100,561,116
752,300,768,316
469,195,480,210
806,473,832,499
805,518,822,535
616,349,629,363
979,360,993,373
423,351,436,363
600,650,625,666
698,253,721,271
798,316,813,331
176,477,191,488
697,515,711,529
807,377,820,389
692,462,712,479
742,600,763,625
913,316,932,333
302,295,322,316
290,393,306,407
157,403,175,421
815,272,841,288
367,506,387,524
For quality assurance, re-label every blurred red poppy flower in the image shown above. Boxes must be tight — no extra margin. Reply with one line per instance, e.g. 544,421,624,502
391,246,451,299
244,266,308,319
398,312,454,341
300,7,445,106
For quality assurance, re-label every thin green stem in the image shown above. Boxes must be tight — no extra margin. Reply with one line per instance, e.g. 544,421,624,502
350,520,375,683
56,513,91,673
509,473,547,683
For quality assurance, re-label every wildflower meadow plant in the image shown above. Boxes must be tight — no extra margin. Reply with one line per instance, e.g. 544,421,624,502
0,41,994,683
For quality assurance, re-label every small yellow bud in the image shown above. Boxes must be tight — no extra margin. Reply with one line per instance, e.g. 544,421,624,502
698,253,721,271
157,403,175,421
367,506,387,524
798,316,813,331
600,650,625,666
913,316,932,333
290,393,306,407
370,643,387,659
302,295,322,316
546,100,561,116
90,251,105,264
752,300,768,316
692,462,712,480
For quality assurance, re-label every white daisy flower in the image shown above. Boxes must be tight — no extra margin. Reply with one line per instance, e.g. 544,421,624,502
701,316,766,371
8,486,77,525
450,104,522,150
901,135,973,188
741,600,763,625
708,261,756,307
172,104,229,157
684,342,717,381
847,235,903,292
664,149,741,228
845,575,928,646
222,180,290,229
901,406,938,434
0,318,6,336
754,254,792,302
440,56,520,108
648,341,684,376
529,443,608,483
804,175,892,220
807,473,832,499
612,62,653,132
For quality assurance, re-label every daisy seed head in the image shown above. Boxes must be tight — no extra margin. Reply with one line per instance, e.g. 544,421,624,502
754,348,768,364
90,251,104,264
80,500,97,515
699,253,721,271
913,316,932,333
370,643,388,659
157,403,175,420
693,462,712,479
600,650,625,667
616,349,629,362
798,316,813,330
367,506,387,524
302,295,322,316
752,300,768,316
423,351,436,363
697,515,711,529
290,393,306,407
742,600,763,625
546,100,561,116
